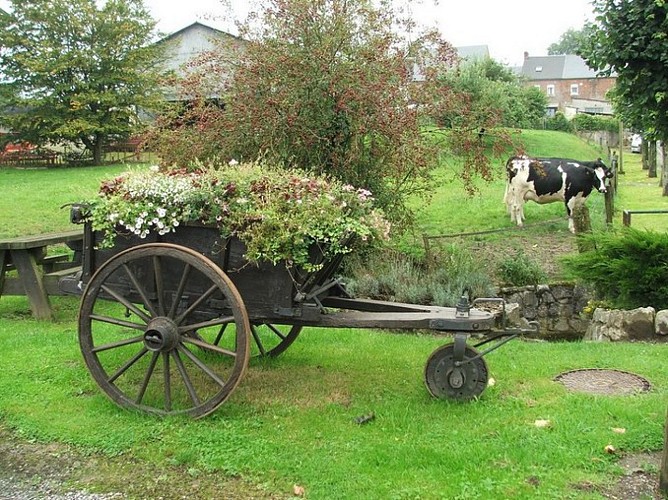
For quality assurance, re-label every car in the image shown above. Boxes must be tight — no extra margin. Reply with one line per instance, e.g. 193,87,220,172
630,134,642,153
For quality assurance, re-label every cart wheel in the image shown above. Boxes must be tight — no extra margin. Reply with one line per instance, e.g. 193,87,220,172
208,322,302,358
78,243,251,418
424,344,489,401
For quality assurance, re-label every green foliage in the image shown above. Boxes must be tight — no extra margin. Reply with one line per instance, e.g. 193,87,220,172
146,0,513,226
547,26,597,55
581,0,668,141
497,249,548,286
543,112,573,132
562,228,668,309
572,113,619,133
438,58,548,130
88,162,389,270
0,0,166,164
343,244,495,306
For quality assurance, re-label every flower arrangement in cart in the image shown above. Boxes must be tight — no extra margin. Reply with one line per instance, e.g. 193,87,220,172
88,160,391,271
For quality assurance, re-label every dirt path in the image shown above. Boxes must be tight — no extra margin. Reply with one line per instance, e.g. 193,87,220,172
0,424,280,499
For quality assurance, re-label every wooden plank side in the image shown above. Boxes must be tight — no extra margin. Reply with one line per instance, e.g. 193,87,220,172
0,230,83,250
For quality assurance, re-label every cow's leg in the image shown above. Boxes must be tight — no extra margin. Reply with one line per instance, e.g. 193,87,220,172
512,199,524,226
504,183,514,215
565,198,578,233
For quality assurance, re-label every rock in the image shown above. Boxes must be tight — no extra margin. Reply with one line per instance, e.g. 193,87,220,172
656,310,668,336
586,307,656,341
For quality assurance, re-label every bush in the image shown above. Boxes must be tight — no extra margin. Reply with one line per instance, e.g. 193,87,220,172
496,249,547,286
543,112,573,132
561,228,668,309
343,244,495,307
572,113,619,133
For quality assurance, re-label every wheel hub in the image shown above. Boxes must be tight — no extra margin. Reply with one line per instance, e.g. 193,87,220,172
143,317,180,352
448,367,465,389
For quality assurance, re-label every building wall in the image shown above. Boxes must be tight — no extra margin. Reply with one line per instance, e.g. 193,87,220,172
530,77,616,115
157,23,245,101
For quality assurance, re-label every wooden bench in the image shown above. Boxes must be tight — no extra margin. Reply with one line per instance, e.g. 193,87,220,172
0,230,84,320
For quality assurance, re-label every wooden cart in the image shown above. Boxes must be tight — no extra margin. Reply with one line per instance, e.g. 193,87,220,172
59,212,532,418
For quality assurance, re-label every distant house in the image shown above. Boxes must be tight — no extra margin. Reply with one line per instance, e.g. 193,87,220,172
456,45,490,61
520,53,616,117
156,22,245,101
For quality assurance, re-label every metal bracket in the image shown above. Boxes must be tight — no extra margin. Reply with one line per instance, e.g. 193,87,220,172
452,333,468,364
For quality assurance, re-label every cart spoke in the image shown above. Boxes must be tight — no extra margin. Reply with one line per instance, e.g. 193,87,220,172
265,323,287,340
177,315,236,333
136,351,160,405
213,324,228,345
122,263,158,317
108,347,149,384
167,263,192,319
250,325,267,357
89,314,146,331
246,324,302,358
91,334,145,353
153,256,166,317
177,345,227,388
171,350,200,406
100,285,151,323
181,336,238,358
174,284,219,326
163,353,172,412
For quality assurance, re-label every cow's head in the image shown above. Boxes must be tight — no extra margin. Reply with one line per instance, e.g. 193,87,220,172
590,158,613,193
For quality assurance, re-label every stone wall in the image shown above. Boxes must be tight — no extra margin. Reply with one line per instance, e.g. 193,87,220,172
493,284,668,342
497,284,590,340
586,307,668,342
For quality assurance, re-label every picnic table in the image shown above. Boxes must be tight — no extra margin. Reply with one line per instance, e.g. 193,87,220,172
0,230,84,320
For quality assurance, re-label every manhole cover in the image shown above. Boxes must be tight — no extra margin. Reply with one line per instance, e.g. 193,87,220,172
554,369,651,395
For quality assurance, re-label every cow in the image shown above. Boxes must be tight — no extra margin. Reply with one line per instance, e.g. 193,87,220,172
504,155,613,233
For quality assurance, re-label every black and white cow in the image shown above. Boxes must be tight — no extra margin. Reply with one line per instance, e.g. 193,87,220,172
504,155,613,232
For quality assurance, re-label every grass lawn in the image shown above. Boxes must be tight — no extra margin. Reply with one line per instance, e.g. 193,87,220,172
0,137,667,499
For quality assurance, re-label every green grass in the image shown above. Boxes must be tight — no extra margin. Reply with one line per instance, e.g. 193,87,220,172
0,295,666,498
406,130,667,256
0,164,129,237
1,137,667,499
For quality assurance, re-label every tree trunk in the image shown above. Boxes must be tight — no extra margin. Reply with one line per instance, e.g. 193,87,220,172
642,140,649,170
92,134,104,166
661,405,668,494
662,144,668,196
649,141,657,178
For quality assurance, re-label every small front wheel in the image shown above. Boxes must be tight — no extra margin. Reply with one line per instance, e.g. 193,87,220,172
424,344,489,401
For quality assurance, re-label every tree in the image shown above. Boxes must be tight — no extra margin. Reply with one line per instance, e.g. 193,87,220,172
146,0,512,225
580,1,668,154
547,26,596,55
0,0,165,165
437,58,547,130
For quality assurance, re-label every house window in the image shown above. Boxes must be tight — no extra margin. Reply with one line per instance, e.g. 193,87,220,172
570,84,579,96
546,85,555,96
